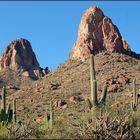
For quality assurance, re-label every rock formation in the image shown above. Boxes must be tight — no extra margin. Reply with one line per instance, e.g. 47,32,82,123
69,6,131,61
0,38,48,80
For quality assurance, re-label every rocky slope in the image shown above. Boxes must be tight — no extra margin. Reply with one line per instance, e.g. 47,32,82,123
6,52,140,124
0,68,33,93
69,6,134,61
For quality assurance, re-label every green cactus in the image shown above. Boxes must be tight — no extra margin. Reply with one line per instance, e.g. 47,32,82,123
0,87,16,123
49,101,53,130
13,99,16,123
6,103,13,122
131,79,138,111
90,54,96,81
90,55,97,105
6,103,10,115
88,54,108,110
1,87,6,113
47,101,54,130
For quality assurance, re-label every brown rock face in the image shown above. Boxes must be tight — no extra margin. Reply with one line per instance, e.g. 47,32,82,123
0,38,48,80
70,6,131,61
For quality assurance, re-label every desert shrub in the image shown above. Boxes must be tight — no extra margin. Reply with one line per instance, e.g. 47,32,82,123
30,117,73,139
130,112,140,139
0,120,36,139
6,121,34,139
0,124,9,139
72,112,135,140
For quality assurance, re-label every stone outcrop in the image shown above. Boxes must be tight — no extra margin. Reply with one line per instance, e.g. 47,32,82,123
0,38,48,80
69,6,131,61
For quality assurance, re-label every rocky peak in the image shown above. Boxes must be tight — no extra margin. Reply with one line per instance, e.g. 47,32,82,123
0,38,48,80
69,6,131,61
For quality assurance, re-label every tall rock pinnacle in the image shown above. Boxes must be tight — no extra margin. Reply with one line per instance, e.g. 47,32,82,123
0,38,48,80
69,6,131,61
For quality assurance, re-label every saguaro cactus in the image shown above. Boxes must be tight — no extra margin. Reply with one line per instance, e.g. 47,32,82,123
90,55,97,105
131,79,138,111
49,101,53,130
0,87,16,123
86,54,108,109
1,87,6,113
13,99,16,123
6,103,12,122
47,101,54,130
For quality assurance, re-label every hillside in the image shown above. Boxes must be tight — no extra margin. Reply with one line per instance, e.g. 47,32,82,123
0,68,33,93
3,52,140,138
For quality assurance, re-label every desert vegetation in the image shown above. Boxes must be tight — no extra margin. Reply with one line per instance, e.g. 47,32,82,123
0,53,139,139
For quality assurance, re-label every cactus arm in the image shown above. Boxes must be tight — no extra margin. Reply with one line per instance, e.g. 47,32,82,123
6,104,12,122
131,103,138,111
6,103,10,115
86,98,93,110
99,85,107,105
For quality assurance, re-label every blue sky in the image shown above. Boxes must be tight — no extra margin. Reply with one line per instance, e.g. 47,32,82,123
0,2,140,70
